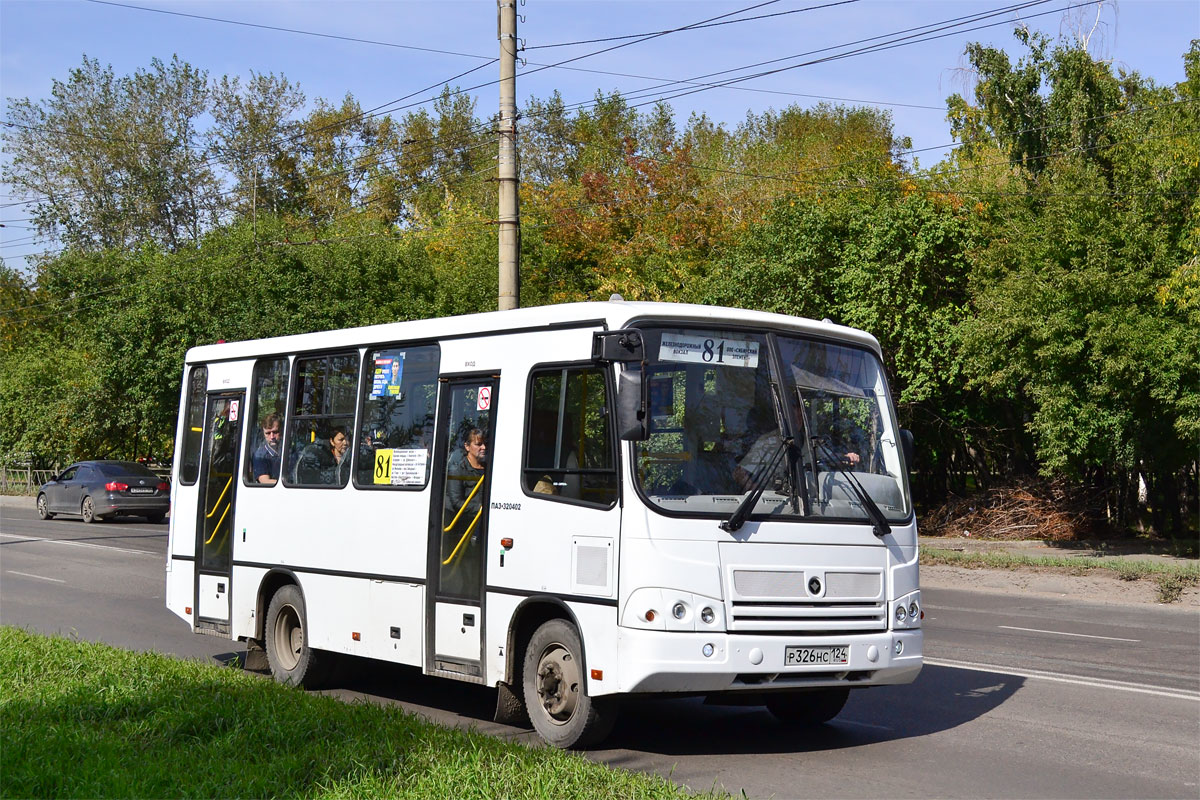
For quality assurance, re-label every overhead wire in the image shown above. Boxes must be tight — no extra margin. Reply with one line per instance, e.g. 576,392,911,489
3,0,1043,213
528,0,856,49
8,0,1033,213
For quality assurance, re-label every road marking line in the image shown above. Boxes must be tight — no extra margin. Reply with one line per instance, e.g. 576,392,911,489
925,657,1200,702
6,570,66,583
839,719,893,732
997,625,1140,643
0,532,158,557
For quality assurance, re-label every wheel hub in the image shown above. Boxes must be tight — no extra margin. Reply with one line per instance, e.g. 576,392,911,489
536,646,579,723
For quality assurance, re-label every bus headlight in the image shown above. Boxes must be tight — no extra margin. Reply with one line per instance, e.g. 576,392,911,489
622,589,725,631
892,591,921,630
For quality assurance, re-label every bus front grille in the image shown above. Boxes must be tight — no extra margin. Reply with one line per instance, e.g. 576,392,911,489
728,600,887,634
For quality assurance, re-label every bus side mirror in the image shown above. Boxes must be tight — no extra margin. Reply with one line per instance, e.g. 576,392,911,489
899,429,914,469
617,368,649,441
592,330,644,363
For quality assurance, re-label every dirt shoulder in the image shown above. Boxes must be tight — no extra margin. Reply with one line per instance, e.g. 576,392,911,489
920,536,1200,609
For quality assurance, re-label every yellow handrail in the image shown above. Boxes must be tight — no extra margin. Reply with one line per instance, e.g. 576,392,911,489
442,475,485,532
204,503,231,546
200,503,228,546
441,507,483,566
205,476,232,519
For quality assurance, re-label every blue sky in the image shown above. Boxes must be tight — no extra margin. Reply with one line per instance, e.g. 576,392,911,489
2,0,1197,266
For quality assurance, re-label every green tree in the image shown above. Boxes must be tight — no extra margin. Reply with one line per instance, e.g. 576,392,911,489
952,35,1200,533
3,55,219,252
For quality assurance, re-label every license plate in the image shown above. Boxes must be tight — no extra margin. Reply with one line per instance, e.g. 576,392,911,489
785,645,849,666
129,487,154,494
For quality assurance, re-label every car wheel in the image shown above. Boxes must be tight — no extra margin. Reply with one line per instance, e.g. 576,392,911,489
81,496,99,524
265,585,330,688
144,512,165,524
523,618,617,749
37,494,55,520
765,688,850,725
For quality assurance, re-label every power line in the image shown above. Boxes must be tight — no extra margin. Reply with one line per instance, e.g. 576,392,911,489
85,0,494,61
528,0,857,49
583,0,1062,113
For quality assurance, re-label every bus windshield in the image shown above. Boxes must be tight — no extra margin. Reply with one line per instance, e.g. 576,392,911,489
631,326,911,524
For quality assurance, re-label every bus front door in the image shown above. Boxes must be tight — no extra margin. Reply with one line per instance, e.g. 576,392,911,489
194,392,244,630
427,377,497,679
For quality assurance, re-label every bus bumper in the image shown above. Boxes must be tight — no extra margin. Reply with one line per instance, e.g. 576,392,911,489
612,627,922,694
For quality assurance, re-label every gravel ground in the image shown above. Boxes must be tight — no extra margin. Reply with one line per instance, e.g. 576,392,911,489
921,536,1200,608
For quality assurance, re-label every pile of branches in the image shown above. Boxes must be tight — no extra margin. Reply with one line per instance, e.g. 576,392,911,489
921,479,1109,541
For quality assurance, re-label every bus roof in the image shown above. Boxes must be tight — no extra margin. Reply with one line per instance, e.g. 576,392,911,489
184,300,882,363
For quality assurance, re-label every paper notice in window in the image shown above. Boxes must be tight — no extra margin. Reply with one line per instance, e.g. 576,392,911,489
390,448,428,486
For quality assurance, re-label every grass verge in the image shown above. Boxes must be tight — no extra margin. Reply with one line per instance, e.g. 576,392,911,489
0,627,715,799
920,548,1200,603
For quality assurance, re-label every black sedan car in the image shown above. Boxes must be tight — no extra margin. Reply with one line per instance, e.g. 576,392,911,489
37,460,170,524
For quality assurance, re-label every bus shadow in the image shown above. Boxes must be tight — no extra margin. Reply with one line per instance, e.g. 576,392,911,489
600,664,1023,756
302,658,1022,755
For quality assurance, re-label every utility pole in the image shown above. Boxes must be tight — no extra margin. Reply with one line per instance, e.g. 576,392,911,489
497,0,520,310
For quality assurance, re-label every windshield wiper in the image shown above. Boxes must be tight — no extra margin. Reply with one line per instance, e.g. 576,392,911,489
812,437,891,538
720,436,791,533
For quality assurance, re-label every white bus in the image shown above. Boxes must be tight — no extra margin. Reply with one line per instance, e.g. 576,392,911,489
165,300,922,748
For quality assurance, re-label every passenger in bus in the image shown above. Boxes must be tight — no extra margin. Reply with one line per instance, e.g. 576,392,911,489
296,425,350,485
441,427,488,596
252,413,283,485
445,427,487,518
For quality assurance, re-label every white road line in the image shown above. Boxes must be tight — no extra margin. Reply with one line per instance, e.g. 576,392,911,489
6,570,66,583
997,625,1140,643
0,531,158,557
925,657,1200,702
839,718,894,732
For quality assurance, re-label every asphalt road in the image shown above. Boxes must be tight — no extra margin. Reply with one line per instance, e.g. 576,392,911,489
2,496,1198,799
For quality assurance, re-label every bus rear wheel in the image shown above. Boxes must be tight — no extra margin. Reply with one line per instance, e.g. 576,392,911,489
765,687,850,725
265,585,329,688
522,619,617,749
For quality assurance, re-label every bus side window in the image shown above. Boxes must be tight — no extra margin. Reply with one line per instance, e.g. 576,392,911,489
178,366,208,485
284,353,358,488
354,344,440,489
244,358,290,486
523,365,618,507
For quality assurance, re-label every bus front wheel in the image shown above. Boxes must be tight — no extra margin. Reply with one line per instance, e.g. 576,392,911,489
765,687,850,725
265,585,329,688
522,619,617,749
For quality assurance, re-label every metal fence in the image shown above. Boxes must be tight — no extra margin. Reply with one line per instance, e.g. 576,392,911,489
0,468,59,494
0,466,171,494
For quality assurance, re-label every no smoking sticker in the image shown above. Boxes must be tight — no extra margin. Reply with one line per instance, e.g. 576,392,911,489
477,386,491,411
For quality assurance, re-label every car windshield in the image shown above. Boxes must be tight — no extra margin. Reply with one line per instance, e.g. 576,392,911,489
631,326,911,524
100,462,159,478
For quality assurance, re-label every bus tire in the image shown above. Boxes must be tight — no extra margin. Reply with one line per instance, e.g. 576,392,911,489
765,687,850,725
81,496,99,524
265,585,328,688
523,619,617,749
37,494,54,520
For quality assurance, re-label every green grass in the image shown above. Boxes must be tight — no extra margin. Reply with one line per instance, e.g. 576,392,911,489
0,627,714,799
920,548,1200,602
